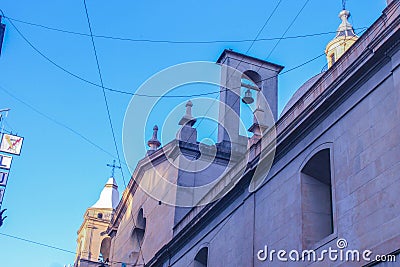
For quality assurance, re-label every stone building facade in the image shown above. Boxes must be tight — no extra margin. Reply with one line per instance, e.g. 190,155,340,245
75,1,400,266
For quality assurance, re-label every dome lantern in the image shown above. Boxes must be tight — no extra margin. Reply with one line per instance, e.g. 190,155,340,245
325,9,358,68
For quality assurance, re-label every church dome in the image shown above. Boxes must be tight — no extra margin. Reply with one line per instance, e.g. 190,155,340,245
281,8,359,119
281,72,325,117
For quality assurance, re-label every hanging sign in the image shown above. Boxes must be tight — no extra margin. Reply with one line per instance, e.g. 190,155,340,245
0,172,8,187
0,154,12,169
0,134,24,155
0,188,4,204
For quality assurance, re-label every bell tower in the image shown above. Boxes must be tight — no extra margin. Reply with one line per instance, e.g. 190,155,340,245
216,50,284,147
74,177,119,267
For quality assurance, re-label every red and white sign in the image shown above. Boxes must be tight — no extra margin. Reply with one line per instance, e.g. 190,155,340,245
0,134,23,155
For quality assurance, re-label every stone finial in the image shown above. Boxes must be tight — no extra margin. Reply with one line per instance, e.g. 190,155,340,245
336,10,355,37
147,125,161,151
248,107,268,142
179,100,197,127
177,100,197,143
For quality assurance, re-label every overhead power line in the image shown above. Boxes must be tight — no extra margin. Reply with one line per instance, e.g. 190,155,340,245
3,13,367,99
267,0,312,59
82,1,146,266
192,0,284,132
0,84,117,158
197,0,322,142
2,15,224,98
0,22,368,175
0,232,75,254
152,0,321,213
0,232,144,266
83,0,127,189
2,14,367,44
0,49,329,160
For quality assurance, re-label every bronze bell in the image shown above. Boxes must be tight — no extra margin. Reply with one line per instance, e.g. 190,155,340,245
242,89,254,104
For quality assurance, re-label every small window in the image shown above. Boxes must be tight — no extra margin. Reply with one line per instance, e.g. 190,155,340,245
194,247,208,267
97,213,103,219
100,237,111,263
240,70,262,137
330,54,336,65
301,148,334,249
130,209,146,264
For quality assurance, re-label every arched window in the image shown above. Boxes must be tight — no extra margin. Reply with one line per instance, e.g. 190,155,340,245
240,70,262,137
330,53,336,65
99,236,111,263
77,237,84,257
301,148,334,249
194,247,208,267
130,208,146,264
242,70,262,89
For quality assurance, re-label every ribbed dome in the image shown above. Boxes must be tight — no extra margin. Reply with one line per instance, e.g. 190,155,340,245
91,177,119,209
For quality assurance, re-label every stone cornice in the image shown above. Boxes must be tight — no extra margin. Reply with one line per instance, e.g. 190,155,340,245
217,49,284,72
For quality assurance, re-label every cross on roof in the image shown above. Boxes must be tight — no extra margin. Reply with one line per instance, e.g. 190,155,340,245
342,0,347,10
106,160,121,178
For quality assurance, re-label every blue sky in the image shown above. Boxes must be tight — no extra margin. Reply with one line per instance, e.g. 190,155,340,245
0,0,387,266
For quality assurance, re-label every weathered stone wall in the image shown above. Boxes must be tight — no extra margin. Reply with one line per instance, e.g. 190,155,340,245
167,38,400,267
110,159,178,266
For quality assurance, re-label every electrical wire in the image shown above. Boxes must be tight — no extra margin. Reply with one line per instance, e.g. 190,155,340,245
190,0,285,133
0,232,76,254
0,232,145,266
2,14,367,44
1,11,367,99
165,2,325,262
2,16,222,98
266,0,311,59
82,2,146,266
0,47,334,166
153,0,287,209
244,0,284,53
193,0,313,140
0,84,117,160
82,0,127,188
